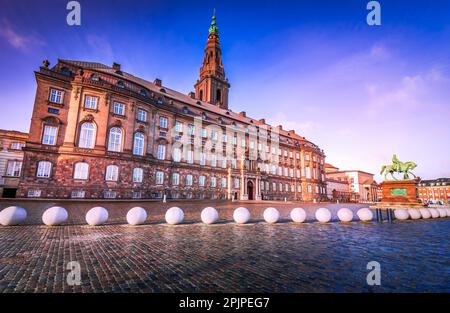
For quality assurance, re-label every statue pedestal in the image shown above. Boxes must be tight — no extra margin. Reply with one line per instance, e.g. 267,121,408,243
376,179,422,208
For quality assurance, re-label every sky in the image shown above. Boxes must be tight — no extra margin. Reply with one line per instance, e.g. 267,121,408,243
0,0,449,181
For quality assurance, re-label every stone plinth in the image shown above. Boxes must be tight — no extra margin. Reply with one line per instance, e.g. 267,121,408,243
373,179,422,209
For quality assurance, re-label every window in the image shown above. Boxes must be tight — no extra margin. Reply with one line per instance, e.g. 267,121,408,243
305,154,310,161
211,130,218,141
234,178,239,189
279,183,283,191
73,162,89,180
296,169,301,178
241,139,246,148
188,124,195,136
159,116,168,128
249,141,255,150
199,175,206,187
201,128,207,138
155,171,164,184
216,89,221,102
133,168,143,183
187,150,194,164
232,159,237,169
172,173,180,185
278,167,282,176
36,161,52,178
133,132,145,156
113,102,125,115
186,174,193,186
221,177,226,188
42,125,58,145
157,144,166,160
10,142,24,150
49,88,63,104
211,154,217,167
296,152,300,159
84,96,98,109
105,165,119,181
137,109,147,122
221,157,227,168
221,134,227,143
211,177,217,188
200,152,206,166
298,184,302,192
79,122,96,148
305,166,311,179
307,184,312,193
232,136,237,145
108,127,122,152
173,147,181,162
6,161,22,177
273,182,277,191
284,167,288,176
284,150,288,157
175,121,183,132
140,89,148,97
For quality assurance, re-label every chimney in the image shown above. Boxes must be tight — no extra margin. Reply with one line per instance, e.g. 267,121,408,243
154,78,162,87
188,91,195,99
112,62,121,71
239,111,246,117
277,125,283,131
289,129,295,134
259,118,266,124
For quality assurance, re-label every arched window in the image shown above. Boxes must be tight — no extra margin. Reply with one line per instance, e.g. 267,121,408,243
105,165,119,181
199,90,203,101
133,132,145,156
172,147,181,162
79,122,96,148
216,89,221,102
36,161,52,178
140,89,148,97
108,127,122,152
133,168,143,183
74,162,89,180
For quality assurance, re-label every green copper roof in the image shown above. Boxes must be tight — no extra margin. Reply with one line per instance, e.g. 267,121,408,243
209,9,219,34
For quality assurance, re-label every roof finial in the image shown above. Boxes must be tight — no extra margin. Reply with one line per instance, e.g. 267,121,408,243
209,8,219,34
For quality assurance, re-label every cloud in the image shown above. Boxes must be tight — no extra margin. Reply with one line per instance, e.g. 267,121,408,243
0,18,45,51
86,35,114,61
267,113,319,137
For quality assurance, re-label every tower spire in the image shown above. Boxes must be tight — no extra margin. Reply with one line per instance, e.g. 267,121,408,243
194,10,230,110
209,8,219,35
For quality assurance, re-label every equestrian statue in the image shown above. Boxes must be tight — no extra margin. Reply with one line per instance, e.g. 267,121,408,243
380,154,417,180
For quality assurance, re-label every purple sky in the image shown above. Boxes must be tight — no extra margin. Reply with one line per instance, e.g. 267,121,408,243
0,0,449,181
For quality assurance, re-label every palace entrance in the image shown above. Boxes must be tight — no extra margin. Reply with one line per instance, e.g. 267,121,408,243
247,180,254,200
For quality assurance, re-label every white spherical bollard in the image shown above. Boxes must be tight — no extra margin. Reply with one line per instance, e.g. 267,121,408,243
86,207,109,226
165,207,184,225
446,208,450,217
394,209,409,220
0,206,27,226
263,207,280,224
356,208,373,222
437,208,447,218
408,208,421,220
42,206,68,226
315,208,331,223
419,208,431,219
201,207,219,224
429,208,440,218
233,207,251,224
290,208,306,223
126,207,147,225
337,208,353,222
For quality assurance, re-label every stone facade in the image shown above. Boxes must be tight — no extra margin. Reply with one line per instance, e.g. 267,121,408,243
17,14,327,201
417,178,450,204
0,130,28,197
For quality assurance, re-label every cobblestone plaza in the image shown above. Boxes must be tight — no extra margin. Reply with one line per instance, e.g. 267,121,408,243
0,201,448,292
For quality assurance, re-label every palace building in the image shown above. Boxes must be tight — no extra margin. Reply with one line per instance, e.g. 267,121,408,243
17,13,326,201
417,178,450,204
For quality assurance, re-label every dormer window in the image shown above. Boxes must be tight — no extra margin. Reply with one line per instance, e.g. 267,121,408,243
90,74,100,82
117,81,125,88
182,106,189,114
140,89,148,97
202,112,207,120
60,67,71,76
